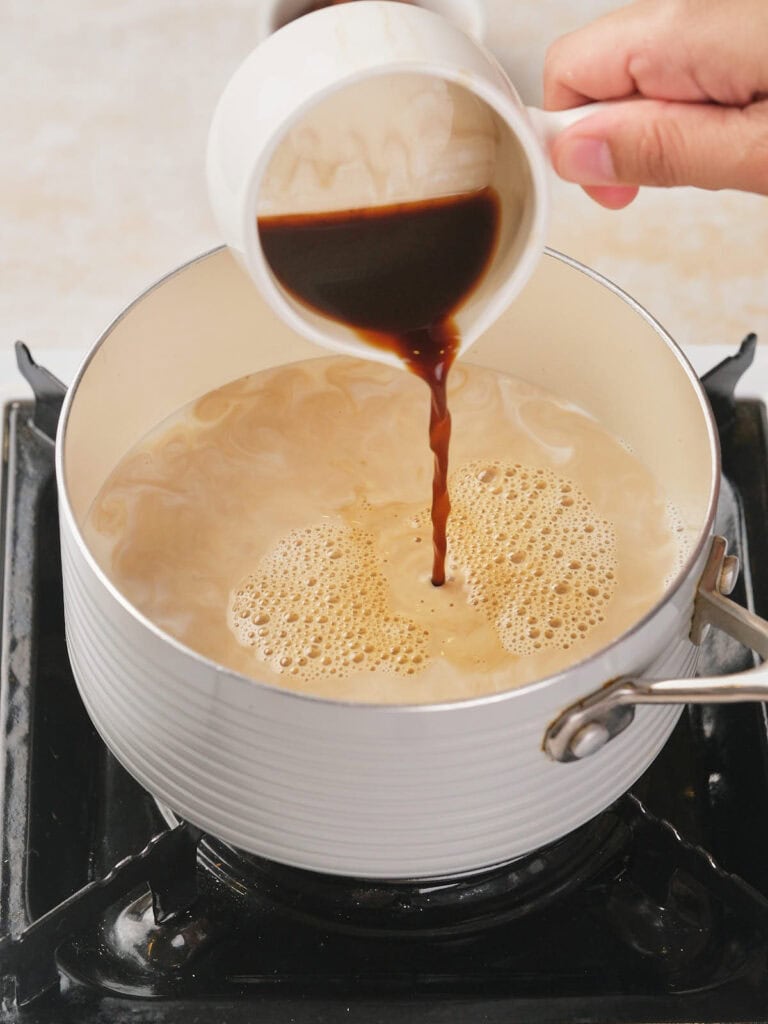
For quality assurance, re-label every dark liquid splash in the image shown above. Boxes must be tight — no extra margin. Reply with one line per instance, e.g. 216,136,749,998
258,187,500,585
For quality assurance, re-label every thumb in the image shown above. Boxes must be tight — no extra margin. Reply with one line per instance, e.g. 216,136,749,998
549,98,768,196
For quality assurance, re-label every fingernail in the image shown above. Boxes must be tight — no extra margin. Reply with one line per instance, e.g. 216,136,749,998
555,137,616,185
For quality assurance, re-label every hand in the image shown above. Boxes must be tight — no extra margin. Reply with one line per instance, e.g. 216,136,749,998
543,0,768,208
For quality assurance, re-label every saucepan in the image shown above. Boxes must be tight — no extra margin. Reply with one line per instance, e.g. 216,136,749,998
56,245,768,880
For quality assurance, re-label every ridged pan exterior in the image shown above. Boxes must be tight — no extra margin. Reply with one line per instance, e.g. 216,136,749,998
62,514,701,878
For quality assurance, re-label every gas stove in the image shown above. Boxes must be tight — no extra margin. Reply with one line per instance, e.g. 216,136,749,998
1,339,768,1023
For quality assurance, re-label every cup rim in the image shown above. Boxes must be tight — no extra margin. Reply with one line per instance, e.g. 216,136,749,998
241,62,551,361
257,0,487,45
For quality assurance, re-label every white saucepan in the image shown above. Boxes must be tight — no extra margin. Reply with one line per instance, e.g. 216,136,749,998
56,246,768,880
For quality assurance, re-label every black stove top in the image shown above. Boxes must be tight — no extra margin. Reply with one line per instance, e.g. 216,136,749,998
2,342,768,1023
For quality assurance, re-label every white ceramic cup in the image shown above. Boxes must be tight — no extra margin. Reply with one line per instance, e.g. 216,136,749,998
256,0,486,43
207,1,602,367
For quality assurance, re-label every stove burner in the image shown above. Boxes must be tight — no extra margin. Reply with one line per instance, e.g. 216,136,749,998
190,810,626,937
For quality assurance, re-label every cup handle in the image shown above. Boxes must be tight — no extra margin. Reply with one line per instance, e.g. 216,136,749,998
525,102,612,149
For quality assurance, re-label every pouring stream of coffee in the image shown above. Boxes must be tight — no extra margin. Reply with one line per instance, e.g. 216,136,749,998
258,187,500,585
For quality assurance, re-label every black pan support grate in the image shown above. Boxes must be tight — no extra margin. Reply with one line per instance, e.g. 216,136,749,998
2,337,768,1023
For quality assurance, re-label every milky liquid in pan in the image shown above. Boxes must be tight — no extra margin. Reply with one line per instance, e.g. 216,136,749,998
83,357,695,704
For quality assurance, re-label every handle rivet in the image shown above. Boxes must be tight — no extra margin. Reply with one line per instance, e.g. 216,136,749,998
569,721,611,760
718,555,740,596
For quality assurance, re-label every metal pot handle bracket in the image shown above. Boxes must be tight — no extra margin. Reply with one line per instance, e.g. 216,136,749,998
546,334,761,763
544,535,768,762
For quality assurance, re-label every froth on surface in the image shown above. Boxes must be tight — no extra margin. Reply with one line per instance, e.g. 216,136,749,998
85,356,692,704
446,462,616,655
229,460,617,680
230,521,428,679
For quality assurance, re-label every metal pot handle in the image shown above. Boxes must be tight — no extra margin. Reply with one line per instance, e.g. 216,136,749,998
544,535,768,763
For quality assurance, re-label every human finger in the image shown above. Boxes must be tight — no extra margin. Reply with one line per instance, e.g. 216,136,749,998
549,98,768,195
581,185,640,209
544,0,768,112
